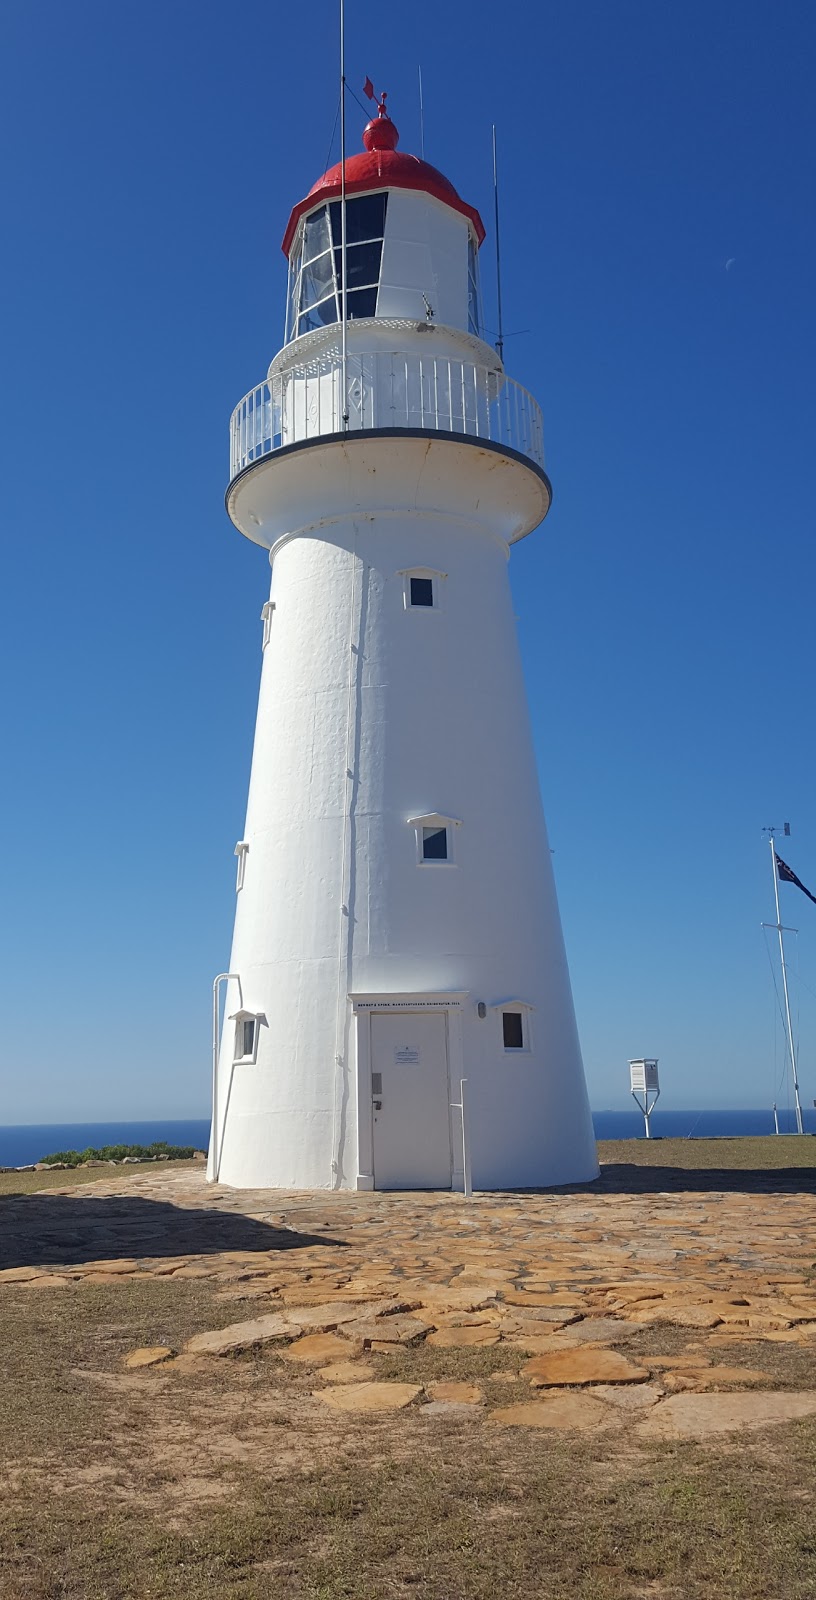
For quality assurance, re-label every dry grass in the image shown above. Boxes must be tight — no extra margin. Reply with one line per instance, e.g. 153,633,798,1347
597,1135,816,1170
2,1278,816,1598
0,1160,201,1198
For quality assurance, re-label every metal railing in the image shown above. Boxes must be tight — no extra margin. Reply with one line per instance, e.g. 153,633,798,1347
229,351,545,481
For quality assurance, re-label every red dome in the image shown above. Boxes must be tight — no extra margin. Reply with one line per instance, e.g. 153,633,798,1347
281,120,485,256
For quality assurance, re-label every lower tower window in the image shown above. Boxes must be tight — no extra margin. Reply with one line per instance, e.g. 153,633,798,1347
502,1011,524,1050
492,1000,535,1054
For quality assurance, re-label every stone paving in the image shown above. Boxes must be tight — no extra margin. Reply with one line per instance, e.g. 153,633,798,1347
3,1165,816,1439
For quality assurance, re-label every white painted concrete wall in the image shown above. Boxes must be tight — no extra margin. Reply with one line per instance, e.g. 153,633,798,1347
209,431,597,1190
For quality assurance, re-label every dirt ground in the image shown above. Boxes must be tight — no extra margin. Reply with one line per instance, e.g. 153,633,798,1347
1,1145,815,1598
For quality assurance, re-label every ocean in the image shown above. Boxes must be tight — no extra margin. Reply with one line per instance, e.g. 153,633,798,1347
1,1107,813,1168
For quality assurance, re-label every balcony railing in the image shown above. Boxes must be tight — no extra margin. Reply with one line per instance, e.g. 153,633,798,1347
229,351,545,482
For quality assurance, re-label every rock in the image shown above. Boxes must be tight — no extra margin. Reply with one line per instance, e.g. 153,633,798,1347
124,1346,175,1369
590,1383,663,1411
555,1317,642,1343
490,1393,614,1430
339,1314,433,1347
317,1362,378,1383
502,1290,579,1308
524,1349,648,1387
192,1150,207,1161
426,1324,500,1348
666,1365,769,1389
315,1381,423,1413
282,1333,354,1364
0,1267,40,1283
427,1381,483,1404
637,1390,816,1440
185,1312,295,1356
282,1299,412,1331
25,1274,74,1289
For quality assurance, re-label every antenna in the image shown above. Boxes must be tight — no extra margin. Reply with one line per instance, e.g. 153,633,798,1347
418,65,425,159
492,125,504,365
339,0,348,427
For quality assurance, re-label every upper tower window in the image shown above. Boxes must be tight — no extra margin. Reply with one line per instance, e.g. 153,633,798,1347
286,194,388,342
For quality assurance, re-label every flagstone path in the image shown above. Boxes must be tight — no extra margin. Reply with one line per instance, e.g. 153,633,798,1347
3,1165,816,1439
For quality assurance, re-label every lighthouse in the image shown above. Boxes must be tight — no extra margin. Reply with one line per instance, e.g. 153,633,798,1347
208,97,599,1192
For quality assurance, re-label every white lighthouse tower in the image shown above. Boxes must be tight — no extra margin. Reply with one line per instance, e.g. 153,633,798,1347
208,97,598,1192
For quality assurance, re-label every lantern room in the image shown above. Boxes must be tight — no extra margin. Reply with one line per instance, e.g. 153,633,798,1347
281,100,486,343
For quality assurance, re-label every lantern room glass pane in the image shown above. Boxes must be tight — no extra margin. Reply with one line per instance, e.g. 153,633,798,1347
329,192,387,246
467,233,481,336
300,248,335,310
303,206,331,262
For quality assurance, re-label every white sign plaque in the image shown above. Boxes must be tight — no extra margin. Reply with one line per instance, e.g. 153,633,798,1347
395,1046,420,1065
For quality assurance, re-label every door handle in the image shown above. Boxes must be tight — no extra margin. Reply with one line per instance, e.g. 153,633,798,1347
373,1099,382,1110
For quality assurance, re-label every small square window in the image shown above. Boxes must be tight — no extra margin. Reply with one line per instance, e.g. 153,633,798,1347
410,576,435,608
422,826,448,862
235,1017,256,1061
260,601,275,649
235,840,249,891
502,1011,524,1051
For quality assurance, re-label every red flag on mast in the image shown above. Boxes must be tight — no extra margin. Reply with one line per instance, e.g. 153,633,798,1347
363,77,376,101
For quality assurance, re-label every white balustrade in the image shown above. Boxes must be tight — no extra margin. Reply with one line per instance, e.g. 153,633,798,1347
229,352,545,481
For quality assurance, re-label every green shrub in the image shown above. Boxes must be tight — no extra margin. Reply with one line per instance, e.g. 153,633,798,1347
38,1143,200,1166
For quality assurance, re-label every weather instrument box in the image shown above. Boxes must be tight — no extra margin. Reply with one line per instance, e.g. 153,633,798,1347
629,1059,659,1094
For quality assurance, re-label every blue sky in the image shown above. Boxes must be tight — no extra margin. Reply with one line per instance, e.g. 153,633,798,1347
2,1,815,1124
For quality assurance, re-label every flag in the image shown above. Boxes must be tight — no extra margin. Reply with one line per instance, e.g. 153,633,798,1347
363,77,376,102
776,854,816,907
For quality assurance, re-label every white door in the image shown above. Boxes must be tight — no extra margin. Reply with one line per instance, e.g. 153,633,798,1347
370,1011,452,1190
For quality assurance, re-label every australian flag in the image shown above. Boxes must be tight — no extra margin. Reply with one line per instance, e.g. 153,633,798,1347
776,854,816,907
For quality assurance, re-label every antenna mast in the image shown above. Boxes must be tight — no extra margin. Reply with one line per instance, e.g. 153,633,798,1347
764,825,804,1134
339,0,348,428
492,125,504,365
418,66,425,159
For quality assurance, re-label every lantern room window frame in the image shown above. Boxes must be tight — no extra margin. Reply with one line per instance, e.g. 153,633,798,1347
285,193,389,343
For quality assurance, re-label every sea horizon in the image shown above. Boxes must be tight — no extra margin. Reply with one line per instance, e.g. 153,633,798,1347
1,1106,814,1168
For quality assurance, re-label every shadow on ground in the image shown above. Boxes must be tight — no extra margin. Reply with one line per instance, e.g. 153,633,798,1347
0,1194,347,1271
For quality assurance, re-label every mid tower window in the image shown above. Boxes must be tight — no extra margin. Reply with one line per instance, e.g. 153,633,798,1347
410,576,434,608
407,812,461,867
422,826,448,861
286,194,388,342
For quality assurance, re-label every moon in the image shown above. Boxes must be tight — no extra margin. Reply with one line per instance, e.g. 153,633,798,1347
725,258,736,270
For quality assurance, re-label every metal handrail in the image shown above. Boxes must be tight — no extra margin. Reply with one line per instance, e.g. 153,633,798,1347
229,352,545,481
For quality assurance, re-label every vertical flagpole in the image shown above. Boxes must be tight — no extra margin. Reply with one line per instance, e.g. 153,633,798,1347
770,835,804,1134
418,65,425,159
339,0,348,429
492,125,504,366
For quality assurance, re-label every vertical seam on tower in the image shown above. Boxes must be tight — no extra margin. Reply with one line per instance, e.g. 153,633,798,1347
331,529,359,1185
